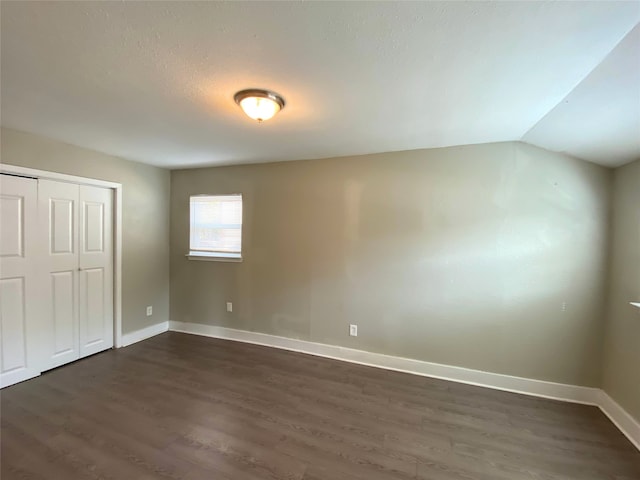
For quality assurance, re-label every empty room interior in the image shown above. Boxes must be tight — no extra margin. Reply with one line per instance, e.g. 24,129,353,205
1,1,640,479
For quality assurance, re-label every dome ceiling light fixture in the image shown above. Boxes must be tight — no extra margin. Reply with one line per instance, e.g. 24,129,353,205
234,88,285,123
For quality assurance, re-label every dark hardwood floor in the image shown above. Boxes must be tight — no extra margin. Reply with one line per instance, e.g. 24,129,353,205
1,332,639,479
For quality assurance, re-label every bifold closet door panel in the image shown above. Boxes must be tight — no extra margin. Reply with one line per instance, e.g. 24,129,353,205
39,179,81,371
0,175,42,387
1,176,115,385
79,185,113,357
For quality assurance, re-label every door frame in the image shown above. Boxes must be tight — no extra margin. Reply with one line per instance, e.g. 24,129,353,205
0,164,124,347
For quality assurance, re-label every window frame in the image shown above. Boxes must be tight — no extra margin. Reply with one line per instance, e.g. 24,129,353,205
187,194,243,262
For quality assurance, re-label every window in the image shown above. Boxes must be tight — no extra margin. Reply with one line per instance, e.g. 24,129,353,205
188,194,242,261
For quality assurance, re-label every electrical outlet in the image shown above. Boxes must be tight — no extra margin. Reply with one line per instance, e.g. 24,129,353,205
146,306,152,316
349,324,358,337
226,302,233,313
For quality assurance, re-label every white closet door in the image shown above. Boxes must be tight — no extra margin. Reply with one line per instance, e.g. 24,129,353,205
0,175,41,387
39,179,80,370
78,185,113,357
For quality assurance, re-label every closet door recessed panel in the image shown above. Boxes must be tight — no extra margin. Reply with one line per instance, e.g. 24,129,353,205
50,199,74,254
0,277,26,374
51,271,76,357
83,202,104,253
82,268,106,347
0,195,23,258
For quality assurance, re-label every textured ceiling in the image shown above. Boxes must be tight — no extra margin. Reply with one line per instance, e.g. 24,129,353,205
1,2,639,169
523,24,640,167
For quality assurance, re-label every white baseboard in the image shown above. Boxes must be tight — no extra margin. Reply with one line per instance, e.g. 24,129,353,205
168,321,638,450
121,321,169,347
168,321,600,404
598,391,640,451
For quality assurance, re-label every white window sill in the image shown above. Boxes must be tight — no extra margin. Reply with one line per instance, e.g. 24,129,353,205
186,252,242,262
631,302,640,309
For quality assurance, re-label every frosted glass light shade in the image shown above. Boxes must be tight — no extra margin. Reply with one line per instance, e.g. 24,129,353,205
239,96,280,122
234,89,285,122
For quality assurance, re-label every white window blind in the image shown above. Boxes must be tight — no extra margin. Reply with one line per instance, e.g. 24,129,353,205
190,195,242,256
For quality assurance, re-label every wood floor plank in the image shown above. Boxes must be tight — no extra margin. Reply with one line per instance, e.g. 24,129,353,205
1,331,639,479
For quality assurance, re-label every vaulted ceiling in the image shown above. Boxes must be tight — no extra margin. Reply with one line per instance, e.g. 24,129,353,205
1,2,638,169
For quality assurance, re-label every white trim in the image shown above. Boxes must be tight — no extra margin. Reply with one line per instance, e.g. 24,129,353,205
0,164,123,348
0,164,120,189
598,391,640,451
186,252,243,262
121,321,169,347
114,186,123,347
167,321,600,405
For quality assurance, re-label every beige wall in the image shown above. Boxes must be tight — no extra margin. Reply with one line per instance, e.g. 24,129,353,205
171,142,612,387
4,128,629,393
603,159,640,420
1,127,170,334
